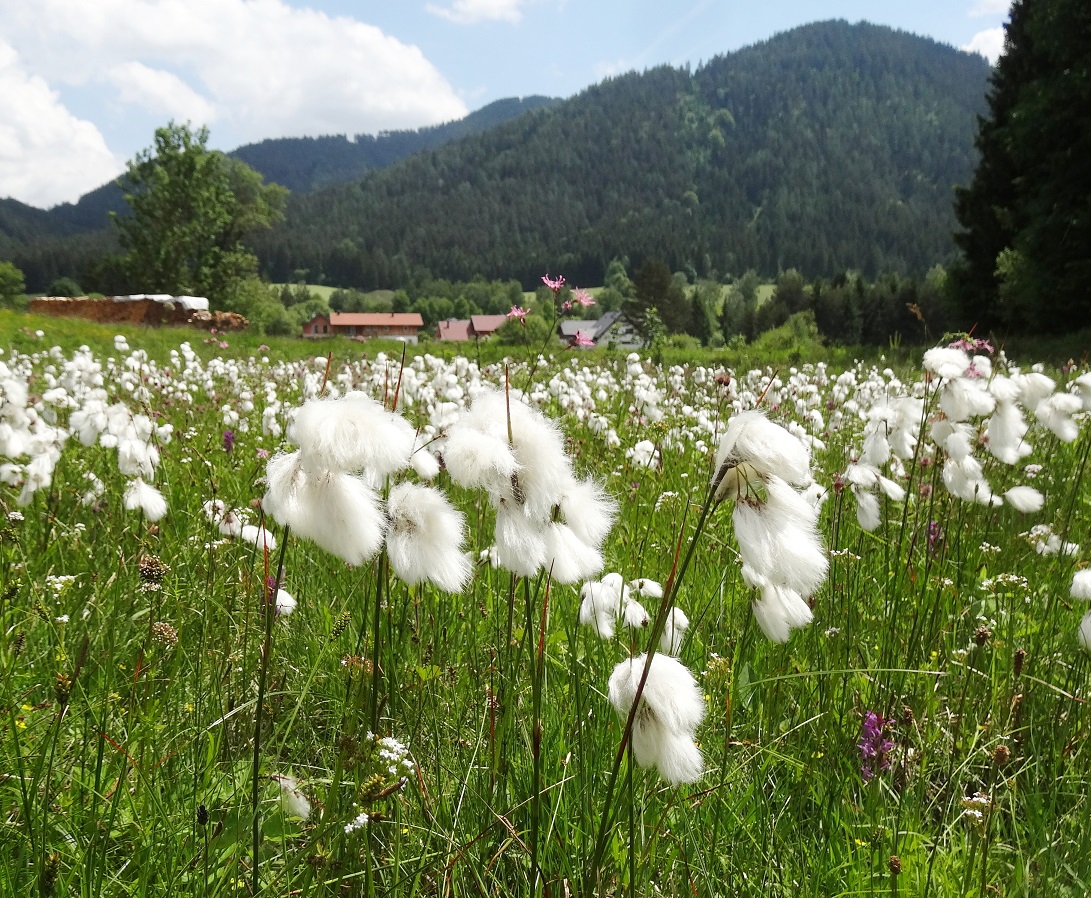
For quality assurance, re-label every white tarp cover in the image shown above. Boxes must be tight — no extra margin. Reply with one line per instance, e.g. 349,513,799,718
176,295,210,311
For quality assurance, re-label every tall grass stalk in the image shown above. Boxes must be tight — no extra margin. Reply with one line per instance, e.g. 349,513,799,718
251,525,290,895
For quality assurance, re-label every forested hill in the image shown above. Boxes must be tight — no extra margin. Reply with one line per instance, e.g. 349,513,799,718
0,95,559,269
230,96,560,193
252,20,991,289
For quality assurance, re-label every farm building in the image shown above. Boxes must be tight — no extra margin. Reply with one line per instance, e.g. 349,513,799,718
468,314,508,338
302,312,424,343
436,315,513,341
558,311,641,348
437,319,473,341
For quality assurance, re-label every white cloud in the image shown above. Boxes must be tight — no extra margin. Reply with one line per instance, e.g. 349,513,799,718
0,0,469,205
0,41,123,208
426,0,526,24
107,62,218,125
969,0,1010,16
962,27,1005,63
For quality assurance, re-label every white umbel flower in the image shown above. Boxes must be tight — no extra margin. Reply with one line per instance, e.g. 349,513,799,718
608,653,706,785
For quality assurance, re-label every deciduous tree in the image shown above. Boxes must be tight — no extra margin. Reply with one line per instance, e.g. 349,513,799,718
115,122,287,307
0,261,26,305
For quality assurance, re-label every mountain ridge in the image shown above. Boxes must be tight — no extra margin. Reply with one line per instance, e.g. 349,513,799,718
3,20,991,292
250,19,990,288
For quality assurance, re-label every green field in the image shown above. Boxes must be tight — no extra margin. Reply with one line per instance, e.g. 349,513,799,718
0,315,1088,896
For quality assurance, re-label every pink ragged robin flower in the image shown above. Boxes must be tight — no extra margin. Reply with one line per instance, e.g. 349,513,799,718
572,287,596,307
947,335,994,354
507,305,529,322
542,273,565,294
572,331,595,348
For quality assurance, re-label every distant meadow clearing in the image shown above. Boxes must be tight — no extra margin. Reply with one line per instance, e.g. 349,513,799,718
0,320,1089,897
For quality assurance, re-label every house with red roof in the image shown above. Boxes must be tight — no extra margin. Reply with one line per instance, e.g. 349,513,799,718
437,318,473,341
302,312,424,343
469,314,508,338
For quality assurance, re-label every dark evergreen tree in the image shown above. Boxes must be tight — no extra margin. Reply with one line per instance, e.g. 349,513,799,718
950,0,1091,333
626,259,688,338
950,1,1041,330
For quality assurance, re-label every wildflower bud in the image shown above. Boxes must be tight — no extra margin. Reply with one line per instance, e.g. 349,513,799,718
1013,648,1026,676
331,611,350,639
993,744,1011,767
152,621,179,647
888,855,902,875
974,626,992,647
358,772,386,803
54,672,71,707
196,804,209,826
40,852,60,895
12,630,26,657
901,706,915,726
139,554,169,584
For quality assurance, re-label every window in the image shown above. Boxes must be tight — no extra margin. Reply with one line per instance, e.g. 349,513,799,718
313,324,319,334
323,325,328,334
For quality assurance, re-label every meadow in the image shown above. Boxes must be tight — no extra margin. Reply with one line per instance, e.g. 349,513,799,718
0,314,1088,897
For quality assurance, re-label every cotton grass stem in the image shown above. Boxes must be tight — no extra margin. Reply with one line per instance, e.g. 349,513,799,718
584,481,719,892
251,525,290,897
369,550,388,734
530,569,552,894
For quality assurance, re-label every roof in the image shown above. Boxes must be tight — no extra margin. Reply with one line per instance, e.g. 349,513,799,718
329,312,424,327
469,314,508,335
558,311,623,344
592,311,623,340
559,319,598,337
437,319,472,341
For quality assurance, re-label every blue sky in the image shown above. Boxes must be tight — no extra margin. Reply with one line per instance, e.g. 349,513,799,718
0,0,1010,209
